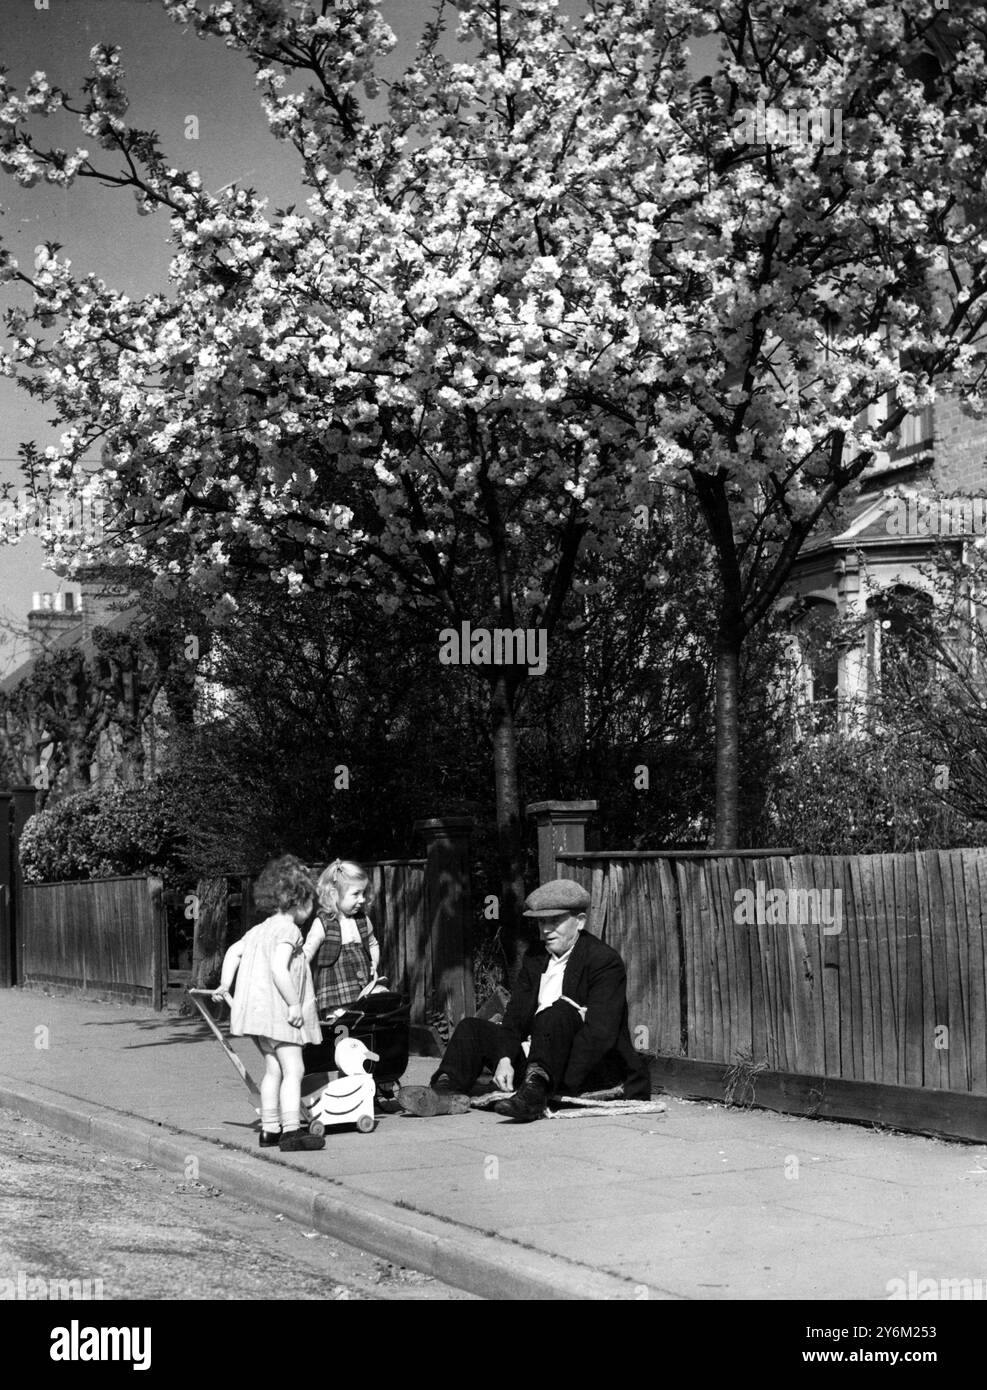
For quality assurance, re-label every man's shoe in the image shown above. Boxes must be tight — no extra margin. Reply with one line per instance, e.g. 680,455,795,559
278,1128,326,1152
493,1069,550,1123
258,1130,281,1148
397,1081,470,1117
621,1073,652,1102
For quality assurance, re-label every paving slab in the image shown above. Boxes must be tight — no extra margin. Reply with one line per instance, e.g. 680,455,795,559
2,987,985,1300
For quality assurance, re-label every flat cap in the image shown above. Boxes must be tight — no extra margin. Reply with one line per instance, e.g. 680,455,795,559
522,878,591,916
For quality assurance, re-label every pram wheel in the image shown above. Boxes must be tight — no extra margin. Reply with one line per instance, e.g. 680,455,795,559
308,1121,326,1138
356,1115,375,1134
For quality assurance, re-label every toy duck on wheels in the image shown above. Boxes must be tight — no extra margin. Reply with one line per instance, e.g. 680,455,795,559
304,1037,379,1136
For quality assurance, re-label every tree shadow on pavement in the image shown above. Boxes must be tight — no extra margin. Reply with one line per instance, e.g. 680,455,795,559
82,1015,235,1049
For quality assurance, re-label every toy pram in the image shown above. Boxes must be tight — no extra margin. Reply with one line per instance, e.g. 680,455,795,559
301,990,411,1093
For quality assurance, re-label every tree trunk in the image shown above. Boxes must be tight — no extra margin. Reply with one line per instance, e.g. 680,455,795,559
117,726,145,786
489,670,526,983
712,627,742,849
692,467,746,852
191,875,229,991
66,737,92,793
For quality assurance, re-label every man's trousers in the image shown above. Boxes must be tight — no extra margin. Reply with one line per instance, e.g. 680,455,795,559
432,1000,582,1093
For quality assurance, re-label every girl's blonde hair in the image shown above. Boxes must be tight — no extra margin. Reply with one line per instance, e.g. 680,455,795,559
316,858,373,920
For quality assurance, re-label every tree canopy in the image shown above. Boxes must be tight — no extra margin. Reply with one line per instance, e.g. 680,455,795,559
4,0,987,857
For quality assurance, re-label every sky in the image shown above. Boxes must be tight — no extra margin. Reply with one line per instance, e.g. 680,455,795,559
0,0,710,676
0,0,457,673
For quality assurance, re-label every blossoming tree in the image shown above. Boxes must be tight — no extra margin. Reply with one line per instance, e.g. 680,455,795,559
4,0,987,899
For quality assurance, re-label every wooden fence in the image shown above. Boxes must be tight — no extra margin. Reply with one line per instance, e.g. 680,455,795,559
559,848,987,1096
173,861,431,1019
268,846,468,1026
365,860,429,1023
9,816,472,1019
21,875,168,1008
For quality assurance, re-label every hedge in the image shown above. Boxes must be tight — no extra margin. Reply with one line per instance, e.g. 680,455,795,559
19,776,189,884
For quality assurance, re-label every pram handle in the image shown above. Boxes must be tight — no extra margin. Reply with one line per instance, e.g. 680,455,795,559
357,1004,409,1025
185,988,261,1103
322,1002,411,1027
321,1009,366,1030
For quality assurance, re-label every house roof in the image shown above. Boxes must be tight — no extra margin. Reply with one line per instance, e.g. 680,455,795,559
0,602,137,696
795,482,976,565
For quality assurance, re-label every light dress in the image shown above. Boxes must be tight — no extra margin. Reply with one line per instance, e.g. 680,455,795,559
229,912,322,1045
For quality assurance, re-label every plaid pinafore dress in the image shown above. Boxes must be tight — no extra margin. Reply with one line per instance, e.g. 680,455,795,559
311,912,375,1014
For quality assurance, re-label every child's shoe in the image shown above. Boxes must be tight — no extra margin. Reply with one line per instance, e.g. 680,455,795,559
278,1128,325,1152
375,1085,401,1115
258,1130,281,1148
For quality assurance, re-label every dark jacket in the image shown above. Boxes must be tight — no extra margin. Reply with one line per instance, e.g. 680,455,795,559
500,930,649,1095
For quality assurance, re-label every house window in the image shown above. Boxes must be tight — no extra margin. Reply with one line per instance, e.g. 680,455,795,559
790,598,840,734
859,330,934,472
891,402,934,457
866,585,934,704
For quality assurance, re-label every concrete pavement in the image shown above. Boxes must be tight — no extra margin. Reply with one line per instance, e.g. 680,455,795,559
2,987,985,1301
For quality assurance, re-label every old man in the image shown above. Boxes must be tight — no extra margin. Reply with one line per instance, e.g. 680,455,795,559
398,878,651,1122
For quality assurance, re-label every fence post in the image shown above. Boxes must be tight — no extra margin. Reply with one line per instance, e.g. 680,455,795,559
10,785,40,989
191,876,230,992
526,800,598,882
148,877,167,1011
0,793,11,987
239,875,255,933
414,816,475,1026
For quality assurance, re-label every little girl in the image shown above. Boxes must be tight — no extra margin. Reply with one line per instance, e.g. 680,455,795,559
213,854,324,1153
306,858,382,1014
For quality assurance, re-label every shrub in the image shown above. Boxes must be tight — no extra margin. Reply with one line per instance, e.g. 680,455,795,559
756,731,979,855
19,776,189,884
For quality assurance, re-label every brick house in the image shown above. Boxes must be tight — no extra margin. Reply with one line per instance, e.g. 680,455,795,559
0,574,150,788
772,11,987,732
782,391,987,732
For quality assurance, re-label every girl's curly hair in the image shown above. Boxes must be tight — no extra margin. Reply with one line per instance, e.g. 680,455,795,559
254,854,317,913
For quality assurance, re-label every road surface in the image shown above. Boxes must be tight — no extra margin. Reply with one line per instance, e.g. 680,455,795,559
0,1106,476,1301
